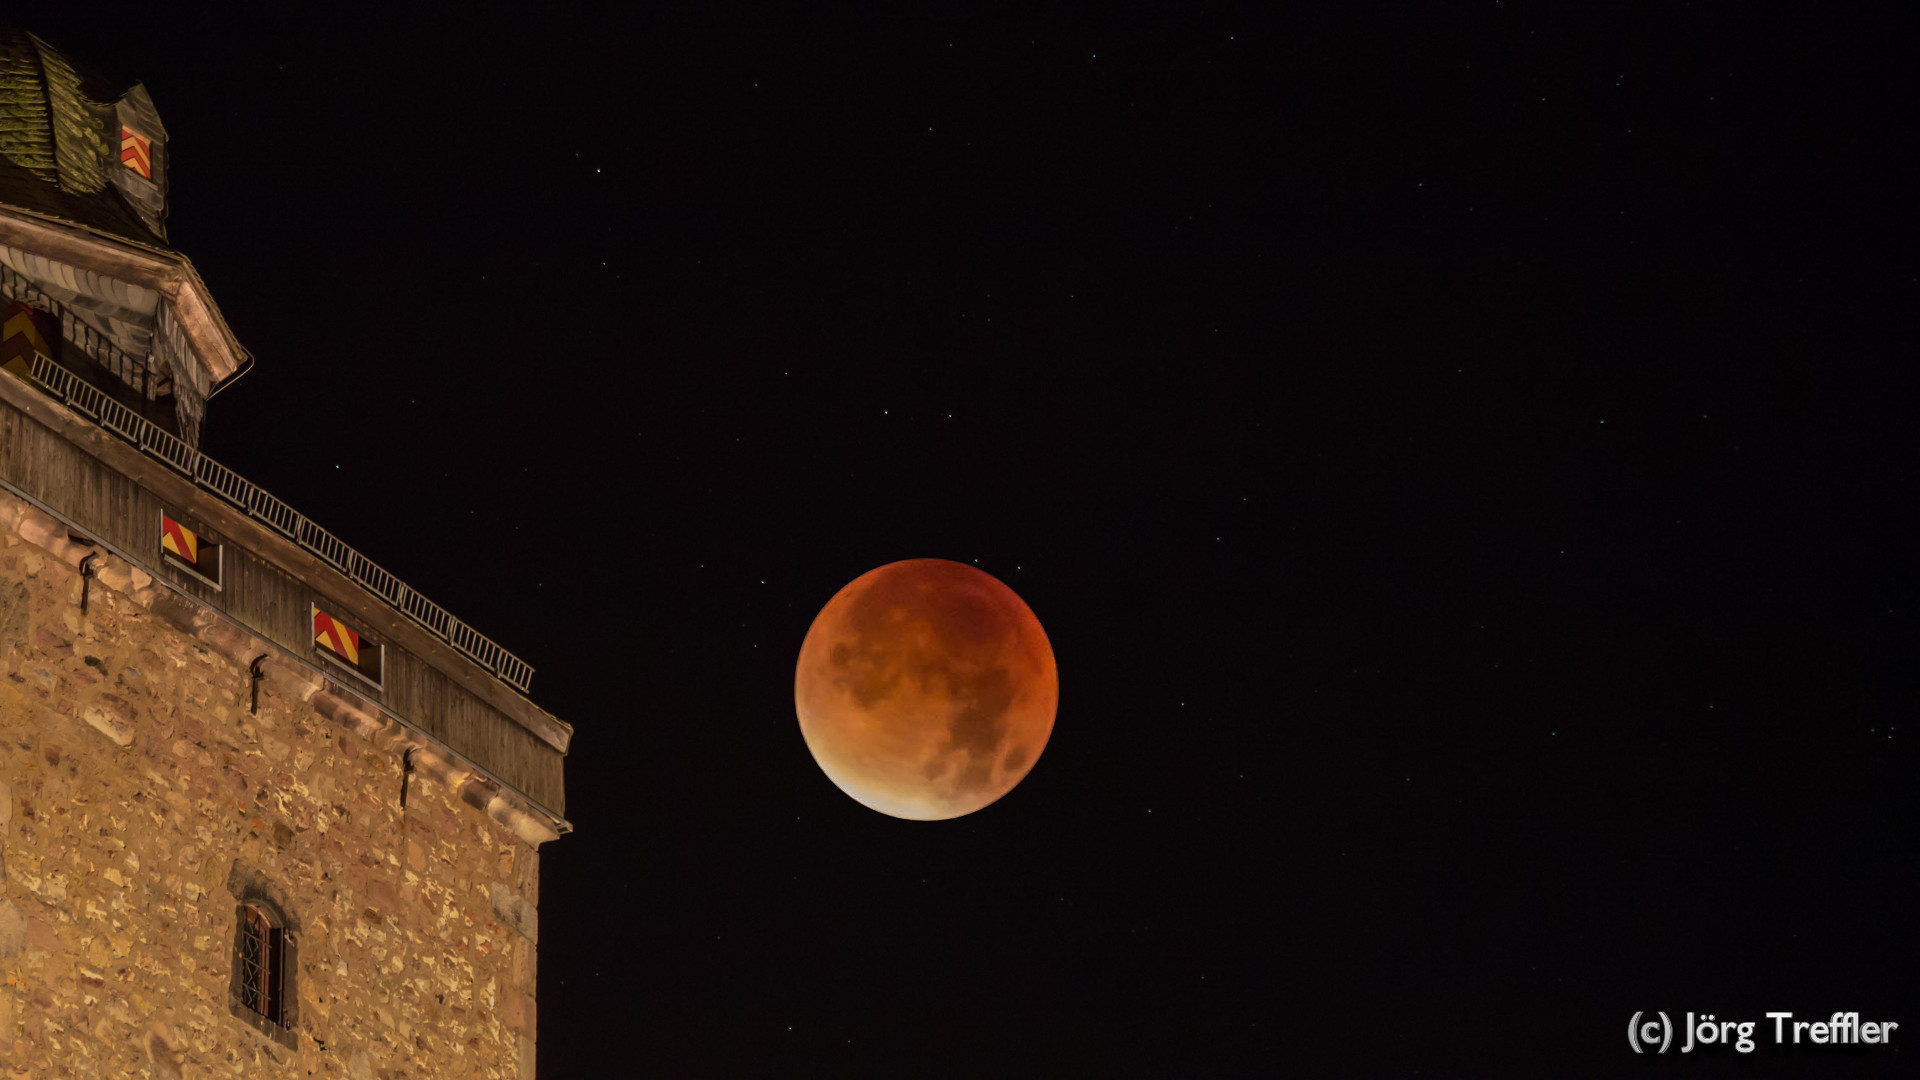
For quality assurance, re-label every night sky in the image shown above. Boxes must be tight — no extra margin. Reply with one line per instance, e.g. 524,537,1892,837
29,4,1914,1074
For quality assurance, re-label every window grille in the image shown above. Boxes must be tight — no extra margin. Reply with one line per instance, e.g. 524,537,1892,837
224,876,298,1047
235,905,280,1023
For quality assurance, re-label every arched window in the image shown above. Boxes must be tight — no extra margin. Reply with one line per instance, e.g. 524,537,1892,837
224,862,298,1047
234,903,281,1022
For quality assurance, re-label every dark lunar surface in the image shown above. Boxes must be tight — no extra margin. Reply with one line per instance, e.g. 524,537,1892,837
798,559,1052,820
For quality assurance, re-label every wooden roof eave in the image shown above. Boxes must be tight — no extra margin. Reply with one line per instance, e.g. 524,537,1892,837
0,201,251,391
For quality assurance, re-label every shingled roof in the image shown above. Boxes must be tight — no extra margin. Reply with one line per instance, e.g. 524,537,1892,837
0,24,170,247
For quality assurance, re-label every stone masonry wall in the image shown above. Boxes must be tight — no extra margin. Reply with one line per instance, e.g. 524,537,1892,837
0,522,542,1078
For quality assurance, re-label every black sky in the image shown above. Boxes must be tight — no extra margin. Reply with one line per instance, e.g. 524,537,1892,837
26,3,1915,1074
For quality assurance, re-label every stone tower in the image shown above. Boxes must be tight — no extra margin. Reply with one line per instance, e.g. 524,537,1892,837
0,27,570,1079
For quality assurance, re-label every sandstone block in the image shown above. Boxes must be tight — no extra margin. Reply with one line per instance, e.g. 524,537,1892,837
32,625,70,656
144,1023,185,1080
510,939,537,993
80,703,136,747
0,580,27,648
498,984,534,1035
510,848,540,906
26,912,57,952
0,901,23,957
490,889,538,945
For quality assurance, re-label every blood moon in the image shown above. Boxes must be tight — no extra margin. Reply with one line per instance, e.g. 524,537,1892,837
794,559,1058,820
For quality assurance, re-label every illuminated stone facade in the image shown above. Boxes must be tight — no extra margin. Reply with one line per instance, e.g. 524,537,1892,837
0,517,543,1077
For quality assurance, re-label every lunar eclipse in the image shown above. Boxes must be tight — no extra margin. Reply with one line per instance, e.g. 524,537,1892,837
794,559,1058,820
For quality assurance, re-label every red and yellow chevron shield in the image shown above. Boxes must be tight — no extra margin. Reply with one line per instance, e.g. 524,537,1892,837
159,513,200,566
313,608,361,667
121,125,152,180
1,301,55,381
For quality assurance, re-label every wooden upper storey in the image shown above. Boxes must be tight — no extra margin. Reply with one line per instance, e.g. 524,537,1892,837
0,368,569,823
